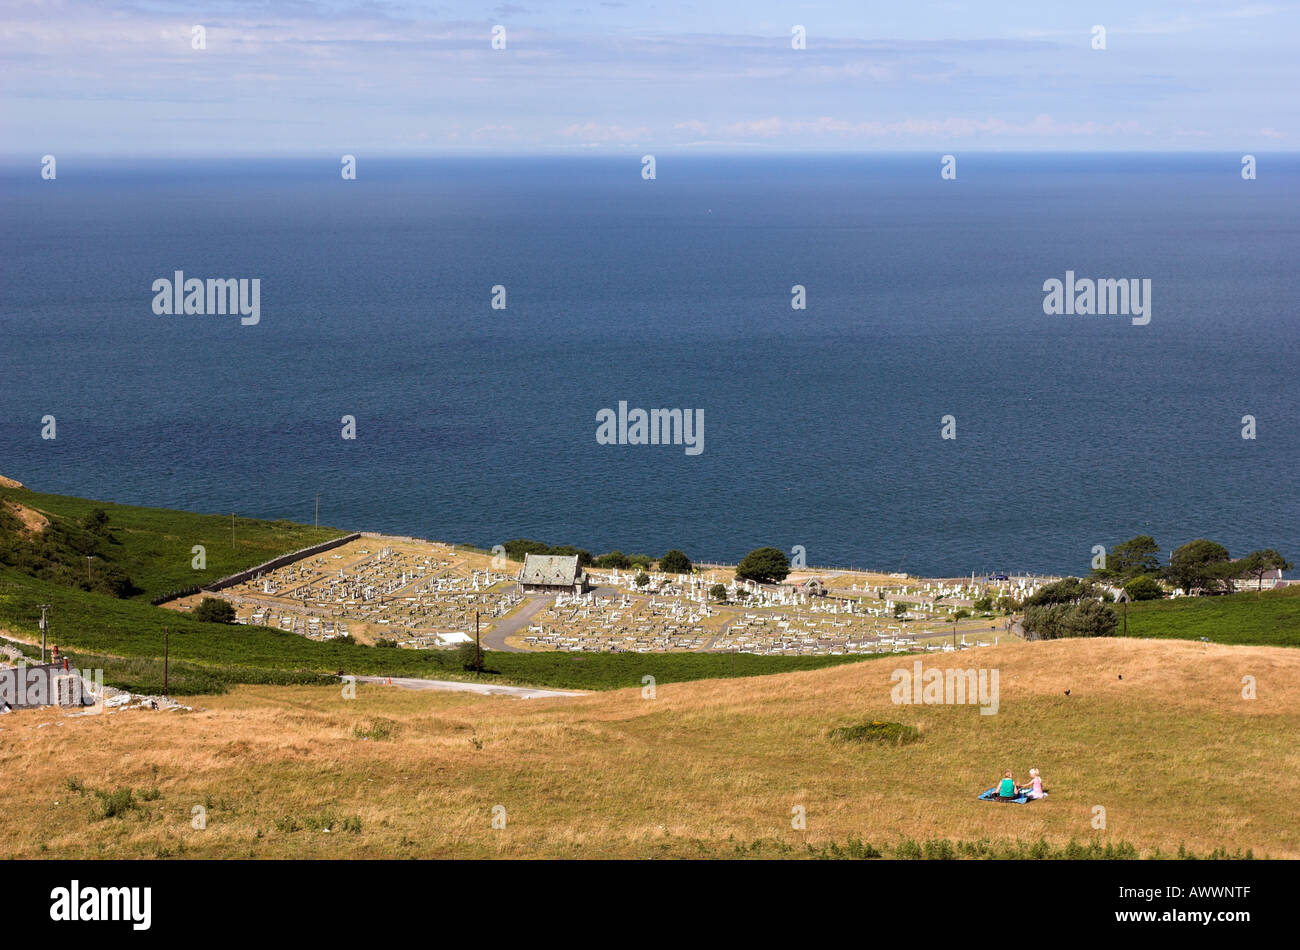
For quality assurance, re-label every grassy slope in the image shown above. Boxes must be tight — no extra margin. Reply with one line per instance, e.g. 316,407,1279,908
4,638,1296,859
1121,586,1300,646
0,484,347,599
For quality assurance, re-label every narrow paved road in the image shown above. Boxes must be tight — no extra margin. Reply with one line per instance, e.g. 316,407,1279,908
479,594,550,652
353,675,582,699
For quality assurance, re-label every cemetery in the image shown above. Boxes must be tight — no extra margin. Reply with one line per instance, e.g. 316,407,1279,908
169,533,1056,656
168,535,520,646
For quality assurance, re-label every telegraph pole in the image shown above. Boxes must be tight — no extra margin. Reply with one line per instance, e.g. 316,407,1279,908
38,604,50,662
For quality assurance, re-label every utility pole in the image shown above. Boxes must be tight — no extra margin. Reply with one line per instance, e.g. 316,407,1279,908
38,604,50,662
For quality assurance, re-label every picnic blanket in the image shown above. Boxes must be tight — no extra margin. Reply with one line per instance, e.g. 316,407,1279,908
978,786,1049,804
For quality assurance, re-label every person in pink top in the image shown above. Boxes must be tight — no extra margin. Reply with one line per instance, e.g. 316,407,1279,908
1020,767,1045,799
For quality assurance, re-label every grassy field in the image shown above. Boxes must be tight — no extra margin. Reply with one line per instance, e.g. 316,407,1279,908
1121,586,1300,647
3,638,1295,859
0,484,347,600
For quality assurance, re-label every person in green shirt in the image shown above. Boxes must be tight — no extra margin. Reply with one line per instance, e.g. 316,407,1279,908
998,769,1019,799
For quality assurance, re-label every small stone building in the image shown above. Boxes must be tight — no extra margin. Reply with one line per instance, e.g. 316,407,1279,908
794,578,827,597
518,553,590,595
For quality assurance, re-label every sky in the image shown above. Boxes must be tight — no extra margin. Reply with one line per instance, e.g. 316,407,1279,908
1,0,1296,155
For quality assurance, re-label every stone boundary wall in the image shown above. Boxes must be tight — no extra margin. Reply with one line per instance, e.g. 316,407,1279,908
151,532,361,605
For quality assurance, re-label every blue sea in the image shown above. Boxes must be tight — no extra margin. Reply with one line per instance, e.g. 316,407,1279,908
1,154,1297,576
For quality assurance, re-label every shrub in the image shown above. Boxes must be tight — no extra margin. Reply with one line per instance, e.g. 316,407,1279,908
1024,577,1094,607
828,721,921,746
659,549,692,575
94,787,137,819
353,718,396,741
709,583,727,601
1124,574,1165,601
193,597,236,624
1024,599,1118,639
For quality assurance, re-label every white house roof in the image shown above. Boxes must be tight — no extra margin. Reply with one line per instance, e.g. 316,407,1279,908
519,553,582,586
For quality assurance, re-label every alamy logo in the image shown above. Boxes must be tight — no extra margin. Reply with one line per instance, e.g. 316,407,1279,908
890,660,999,715
50,880,151,931
595,401,703,456
152,271,260,325
1042,271,1151,325
0,662,103,708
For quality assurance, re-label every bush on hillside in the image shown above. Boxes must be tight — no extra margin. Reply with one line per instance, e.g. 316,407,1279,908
1124,575,1165,601
193,597,237,624
828,721,921,746
1023,599,1118,639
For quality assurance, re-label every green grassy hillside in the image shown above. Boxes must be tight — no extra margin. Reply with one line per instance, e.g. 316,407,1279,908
0,484,345,600
1120,585,1300,646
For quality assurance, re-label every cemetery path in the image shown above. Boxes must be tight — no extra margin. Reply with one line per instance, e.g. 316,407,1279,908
354,675,583,699
479,595,551,652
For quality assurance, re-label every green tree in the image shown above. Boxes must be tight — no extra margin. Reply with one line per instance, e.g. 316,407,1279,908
193,597,236,624
709,583,728,601
1123,574,1164,601
594,550,631,569
1024,600,1118,639
1167,539,1231,593
1024,577,1093,607
634,572,650,588
1063,599,1119,637
659,549,692,575
735,547,791,584
80,509,111,536
1236,549,1293,591
995,594,1021,614
1094,535,1161,581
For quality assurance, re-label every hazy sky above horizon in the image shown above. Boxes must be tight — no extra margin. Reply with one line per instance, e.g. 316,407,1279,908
2,0,1296,155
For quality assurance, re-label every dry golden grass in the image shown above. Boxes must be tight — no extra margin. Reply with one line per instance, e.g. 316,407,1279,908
4,499,49,536
2,638,1297,859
